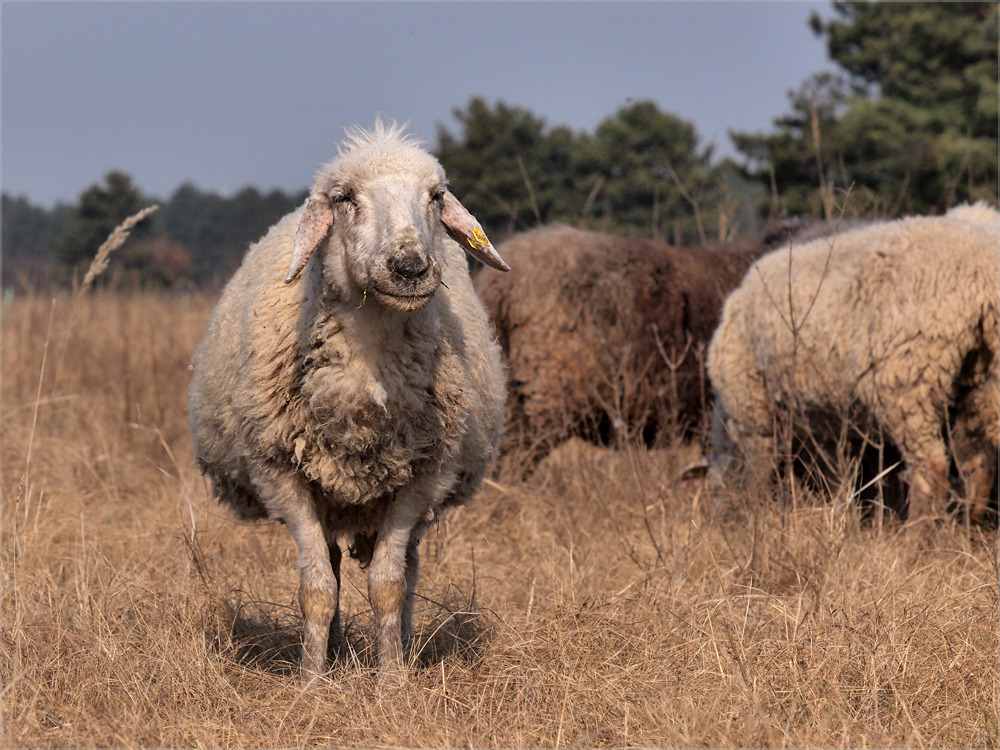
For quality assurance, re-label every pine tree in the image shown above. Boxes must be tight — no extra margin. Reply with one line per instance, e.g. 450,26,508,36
733,1,998,218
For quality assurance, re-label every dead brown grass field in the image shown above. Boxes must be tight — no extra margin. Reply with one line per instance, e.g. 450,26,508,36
2,291,998,748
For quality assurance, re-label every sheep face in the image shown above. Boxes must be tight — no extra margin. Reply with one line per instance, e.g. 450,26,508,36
333,172,446,312
285,141,508,309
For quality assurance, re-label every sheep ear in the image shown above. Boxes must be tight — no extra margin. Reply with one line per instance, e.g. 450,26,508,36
440,191,510,272
285,197,333,284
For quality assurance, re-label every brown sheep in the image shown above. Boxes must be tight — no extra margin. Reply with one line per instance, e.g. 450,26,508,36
474,224,767,465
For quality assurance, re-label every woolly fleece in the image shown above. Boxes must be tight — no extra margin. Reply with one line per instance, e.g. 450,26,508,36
475,225,767,463
187,124,506,679
707,203,999,521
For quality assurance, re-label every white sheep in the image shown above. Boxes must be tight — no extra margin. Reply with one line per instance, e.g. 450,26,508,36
187,120,510,682
707,203,998,523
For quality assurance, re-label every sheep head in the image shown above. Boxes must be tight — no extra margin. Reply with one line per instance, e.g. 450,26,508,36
284,126,508,312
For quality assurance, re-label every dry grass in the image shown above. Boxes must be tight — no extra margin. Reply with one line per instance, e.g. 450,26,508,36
2,291,998,748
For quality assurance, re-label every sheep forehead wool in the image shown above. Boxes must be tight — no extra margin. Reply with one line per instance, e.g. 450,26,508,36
320,121,445,190
322,142,445,192
339,118,423,154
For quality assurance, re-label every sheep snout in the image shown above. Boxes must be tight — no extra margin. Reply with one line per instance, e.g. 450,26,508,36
389,252,430,280
366,247,442,312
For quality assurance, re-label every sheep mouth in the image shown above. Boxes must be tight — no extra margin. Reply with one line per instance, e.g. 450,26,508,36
368,285,438,312
367,263,443,312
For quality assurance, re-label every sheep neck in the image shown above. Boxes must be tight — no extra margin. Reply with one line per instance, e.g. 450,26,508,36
293,288,461,507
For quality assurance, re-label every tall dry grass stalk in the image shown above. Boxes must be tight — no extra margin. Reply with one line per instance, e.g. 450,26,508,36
77,205,159,295
2,290,997,748
810,98,834,222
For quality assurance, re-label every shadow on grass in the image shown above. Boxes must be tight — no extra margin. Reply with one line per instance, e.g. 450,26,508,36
411,584,493,668
210,583,492,677
217,593,301,676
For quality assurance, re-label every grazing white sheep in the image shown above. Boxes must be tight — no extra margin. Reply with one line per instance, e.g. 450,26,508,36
187,120,510,682
707,203,998,523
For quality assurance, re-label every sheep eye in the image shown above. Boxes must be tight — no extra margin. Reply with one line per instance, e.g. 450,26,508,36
333,193,358,211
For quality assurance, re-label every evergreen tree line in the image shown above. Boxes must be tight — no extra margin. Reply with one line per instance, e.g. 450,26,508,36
3,1,995,291
2,178,309,290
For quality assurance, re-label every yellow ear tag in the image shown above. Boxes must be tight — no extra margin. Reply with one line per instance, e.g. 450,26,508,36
471,226,490,247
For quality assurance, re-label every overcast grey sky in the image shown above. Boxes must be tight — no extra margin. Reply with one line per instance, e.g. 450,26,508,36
3,2,835,208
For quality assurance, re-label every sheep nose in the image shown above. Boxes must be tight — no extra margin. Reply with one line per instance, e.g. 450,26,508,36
390,254,429,279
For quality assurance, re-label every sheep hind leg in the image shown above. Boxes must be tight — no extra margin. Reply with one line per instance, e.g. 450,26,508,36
327,540,347,662
402,518,432,660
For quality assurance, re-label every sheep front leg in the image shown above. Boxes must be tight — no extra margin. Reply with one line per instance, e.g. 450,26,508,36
282,500,339,684
899,442,950,522
368,527,411,678
956,452,996,524
952,404,998,524
368,503,427,679
881,401,950,522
